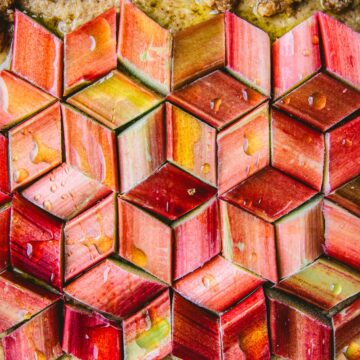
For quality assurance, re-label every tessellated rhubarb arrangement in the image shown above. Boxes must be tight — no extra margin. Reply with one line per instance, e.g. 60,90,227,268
0,1,359,359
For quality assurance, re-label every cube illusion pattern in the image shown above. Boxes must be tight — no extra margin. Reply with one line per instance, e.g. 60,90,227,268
0,4,359,360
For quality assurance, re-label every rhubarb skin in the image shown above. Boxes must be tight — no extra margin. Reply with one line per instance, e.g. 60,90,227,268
268,288,332,359
319,12,360,90
173,293,222,359
10,194,63,289
0,271,59,333
217,103,269,194
22,163,112,221
62,104,119,191
221,287,270,359
272,14,321,98
271,108,324,191
220,199,278,283
169,70,267,130
68,70,163,130
62,304,122,360
9,102,62,191
64,7,117,96
118,1,172,94
12,10,63,97
275,196,324,279
333,298,360,359
225,12,270,95
118,105,166,193
325,115,360,194
0,70,54,130
64,259,167,319
122,162,217,221
2,301,63,360
323,199,360,271
172,15,225,90
174,255,264,314
123,290,172,360
222,167,317,223
277,258,360,311
64,193,115,282
0,134,9,194
0,203,10,271
275,72,360,132
166,102,217,186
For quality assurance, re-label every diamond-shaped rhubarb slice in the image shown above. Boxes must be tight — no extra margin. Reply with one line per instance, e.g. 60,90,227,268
68,70,163,130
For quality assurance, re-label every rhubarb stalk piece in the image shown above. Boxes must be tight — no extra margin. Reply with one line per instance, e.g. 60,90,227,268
12,10,63,97
64,259,172,359
62,104,118,191
0,271,62,359
9,102,62,191
173,255,269,359
0,133,9,193
68,70,163,130
273,12,360,99
0,197,10,271
62,304,122,360
0,70,55,130
10,164,115,289
225,12,271,95
64,7,117,96
220,167,322,282
271,258,360,359
324,177,360,270
118,1,225,94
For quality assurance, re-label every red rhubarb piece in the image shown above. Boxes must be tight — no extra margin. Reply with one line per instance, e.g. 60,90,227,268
0,70,54,130
169,70,267,130
63,304,122,360
62,104,119,191
9,102,62,190
272,14,321,98
226,12,271,95
319,12,360,90
64,7,117,96
122,162,217,221
12,10,63,97
0,133,9,193
275,72,360,132
0,200,10,271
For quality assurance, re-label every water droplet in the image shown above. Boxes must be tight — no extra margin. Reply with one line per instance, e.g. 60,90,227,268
103,266,110,283
201,163,211,174
50,273,55,283
241,88,249,102
50,175,55,182
312,35,319,45
254,78,261,86
93,345,99,360
302,49,310,57
251,252,258,262
243,199,248,206
202,274,215,288
26,243,33,258
330,283,342,295
342,88,348,94
61,194,68,200
187,188,196,196
43,200,52,211
22,129,29,136
210,98,222,112
282,97,291,105
341,138,352,147
236,242,245,251
243,134,259,156
18,309,32,320
34,194,41,201
12,155,18,162
308,92,326,110
13,168,29,183
85,334,90,340
343,342,360,359
61,181,66,187
50,184,57,193
143,310,152,330
89,35,96,51
131,247,148,267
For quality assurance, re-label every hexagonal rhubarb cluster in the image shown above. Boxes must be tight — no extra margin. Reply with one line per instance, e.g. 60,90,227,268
0,2,359,360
